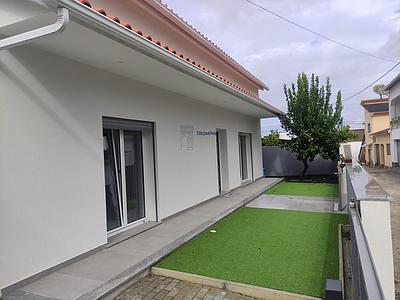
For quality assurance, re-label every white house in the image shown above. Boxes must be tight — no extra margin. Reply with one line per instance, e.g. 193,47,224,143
0,0,280,294
386,73,400,166
339,128,363,162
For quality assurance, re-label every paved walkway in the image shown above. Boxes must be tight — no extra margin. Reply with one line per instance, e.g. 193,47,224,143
112,275,260,300
246,194,337,212
5,178,282,300
363,167,400,299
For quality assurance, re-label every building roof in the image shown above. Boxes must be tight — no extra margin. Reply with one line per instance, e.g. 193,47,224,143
347,129,364,142
385,73,400,91
77,0,265,101
364,103,389,113
360,98,389,113
370,128,390,137
155,1,268,90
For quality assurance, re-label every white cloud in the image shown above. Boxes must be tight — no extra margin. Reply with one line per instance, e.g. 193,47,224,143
162,0,400,134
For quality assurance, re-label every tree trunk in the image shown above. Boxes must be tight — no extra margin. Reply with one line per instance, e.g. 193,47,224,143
301,158,309,178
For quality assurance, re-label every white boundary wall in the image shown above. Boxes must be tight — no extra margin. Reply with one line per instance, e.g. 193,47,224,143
360,201,395,300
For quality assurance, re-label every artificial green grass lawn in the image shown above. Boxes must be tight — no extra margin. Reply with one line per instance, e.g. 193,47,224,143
157,208,348,298
265,181,339,198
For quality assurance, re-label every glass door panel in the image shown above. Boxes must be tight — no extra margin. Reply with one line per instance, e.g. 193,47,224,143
103,129,122,231
239,135,248,180
123,130,145,224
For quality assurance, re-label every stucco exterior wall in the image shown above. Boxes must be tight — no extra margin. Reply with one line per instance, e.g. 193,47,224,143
0,46,263,290
389,81,400,101
365,134,391,167
389,81,400,166
364,109,373,145
371,113,390,133
363,107,390,166
391,128,400,165
375,134,392,167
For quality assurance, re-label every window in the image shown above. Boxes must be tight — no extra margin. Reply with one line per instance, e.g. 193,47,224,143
387,144,391,155
103,117,154,234
367,123,371,133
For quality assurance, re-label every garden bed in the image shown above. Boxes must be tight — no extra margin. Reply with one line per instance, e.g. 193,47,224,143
156,207,348,298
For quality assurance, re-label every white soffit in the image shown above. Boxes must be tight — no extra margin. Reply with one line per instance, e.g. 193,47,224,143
0,8,278,118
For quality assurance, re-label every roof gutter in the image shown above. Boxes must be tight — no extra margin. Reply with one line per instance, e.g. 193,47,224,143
48,0,282,117
0,7,69,50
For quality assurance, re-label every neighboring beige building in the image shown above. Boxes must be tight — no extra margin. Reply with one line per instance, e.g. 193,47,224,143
361,99,392,167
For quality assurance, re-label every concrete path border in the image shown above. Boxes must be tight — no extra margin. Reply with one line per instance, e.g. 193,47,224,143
151,267,322,300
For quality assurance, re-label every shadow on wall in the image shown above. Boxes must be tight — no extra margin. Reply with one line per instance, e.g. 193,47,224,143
263,146,338,177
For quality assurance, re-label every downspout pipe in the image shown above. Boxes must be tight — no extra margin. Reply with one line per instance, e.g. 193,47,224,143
0,7,69,50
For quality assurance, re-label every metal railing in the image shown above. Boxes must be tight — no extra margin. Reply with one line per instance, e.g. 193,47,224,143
341,161,388,300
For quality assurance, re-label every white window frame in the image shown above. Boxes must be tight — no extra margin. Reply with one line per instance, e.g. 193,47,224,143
103,117,156,237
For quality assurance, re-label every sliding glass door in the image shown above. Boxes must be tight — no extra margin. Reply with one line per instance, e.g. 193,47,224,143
103,122,147,233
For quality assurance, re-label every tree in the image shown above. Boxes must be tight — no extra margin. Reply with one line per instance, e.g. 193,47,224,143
261,130,280,146
279,73,352,177
372,84,388,99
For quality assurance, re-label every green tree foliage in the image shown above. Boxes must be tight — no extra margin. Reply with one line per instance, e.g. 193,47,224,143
279,73,352,177
261,130,280,146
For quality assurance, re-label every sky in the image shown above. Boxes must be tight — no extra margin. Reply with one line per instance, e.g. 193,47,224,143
162,0,400,136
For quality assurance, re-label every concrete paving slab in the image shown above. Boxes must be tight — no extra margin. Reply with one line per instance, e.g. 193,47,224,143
108,234,176,256
58,251,148,282
1,290,55,300
21,273,101,300
5,177,282,300
107,221,160,248
161,213,209,229
246,194,335,212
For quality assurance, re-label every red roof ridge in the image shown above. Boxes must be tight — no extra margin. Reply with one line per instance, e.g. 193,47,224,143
152,0,267,90
77,0,263,101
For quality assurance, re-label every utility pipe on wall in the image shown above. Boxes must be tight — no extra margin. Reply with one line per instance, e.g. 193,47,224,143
0,7,69,50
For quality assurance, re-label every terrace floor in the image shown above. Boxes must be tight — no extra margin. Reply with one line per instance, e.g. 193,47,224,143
4,177,282,300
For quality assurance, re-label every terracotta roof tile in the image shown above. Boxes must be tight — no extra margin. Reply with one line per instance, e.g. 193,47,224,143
108,15,120,23
95,8,107,16
159,1,261,83
77,0,262,101
122,22,132,30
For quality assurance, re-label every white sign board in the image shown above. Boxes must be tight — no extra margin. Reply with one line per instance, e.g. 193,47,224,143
180,125,194,151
